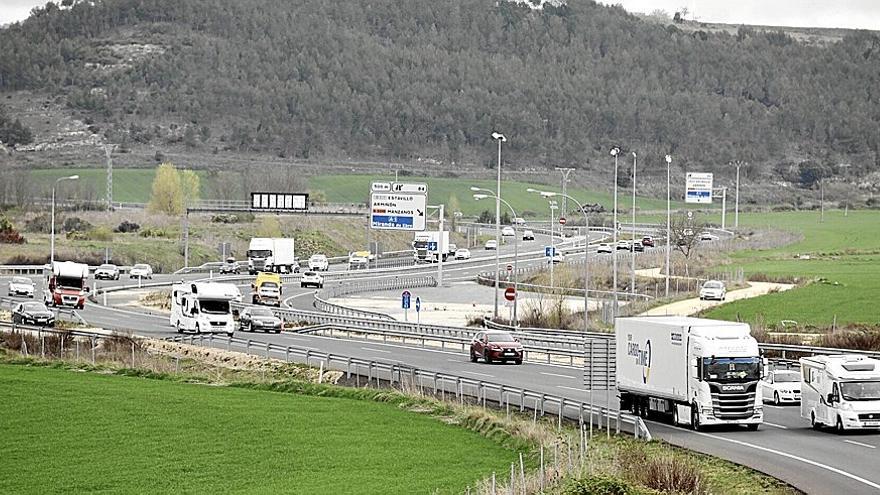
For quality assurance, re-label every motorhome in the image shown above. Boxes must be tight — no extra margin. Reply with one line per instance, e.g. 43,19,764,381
247,238,296,274
251,272,282,306
170,282,237,336
800,354,880,431
616,316,764,431
45,261,89,309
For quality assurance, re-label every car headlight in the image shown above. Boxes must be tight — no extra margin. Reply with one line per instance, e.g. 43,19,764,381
840,402,854,411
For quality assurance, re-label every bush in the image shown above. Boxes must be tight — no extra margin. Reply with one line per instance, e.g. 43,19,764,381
139,227,171,238
114,220,141,233
210,213,254,223
62,216,93,233
819,327,880,351
562,475,647,495
0,214,26,244
86,226,114,242
24,213,51,233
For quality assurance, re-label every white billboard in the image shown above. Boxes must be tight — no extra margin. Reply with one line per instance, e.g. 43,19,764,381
250,192,308,210
685,173,713,204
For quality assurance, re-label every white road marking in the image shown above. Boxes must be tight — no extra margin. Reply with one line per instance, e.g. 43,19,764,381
360,347,391,354
558,386,585,393
461,371,494,378
763,421,788,429
541,372,575,379
448,358,466,363
690,431,880,491
843,440,877,449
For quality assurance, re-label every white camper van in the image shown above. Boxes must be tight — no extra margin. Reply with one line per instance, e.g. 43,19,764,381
170,282,237,336
800,354,880,431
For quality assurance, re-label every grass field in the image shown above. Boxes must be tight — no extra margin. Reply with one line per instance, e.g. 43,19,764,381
30,168,209,204
704,210,880,326
0,364,516,494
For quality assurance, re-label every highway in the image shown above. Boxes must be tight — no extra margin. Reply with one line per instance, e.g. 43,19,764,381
3,233,879,494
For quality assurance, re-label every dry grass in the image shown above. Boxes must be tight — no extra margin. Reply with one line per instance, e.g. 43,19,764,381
139,290,171,310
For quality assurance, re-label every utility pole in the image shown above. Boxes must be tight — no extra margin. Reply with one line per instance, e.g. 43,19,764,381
630,152,637,297
731,160,744,228
104,145,113,210
610,147,620,318
839,163,851,217
555,167,576,218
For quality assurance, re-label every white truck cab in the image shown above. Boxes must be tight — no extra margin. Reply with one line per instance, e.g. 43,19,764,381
170,282,237,336
801,354,880,431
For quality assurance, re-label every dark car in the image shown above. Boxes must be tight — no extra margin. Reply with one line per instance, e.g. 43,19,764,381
12,302,55,327
470,331,523,364
631,241,645,252
238,306,282,333
641,236,655,247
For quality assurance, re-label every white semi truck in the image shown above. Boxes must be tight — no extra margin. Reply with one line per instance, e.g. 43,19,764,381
800,354,880,431
170,282,237,336
247,238,297,274
616,316,764,431
412,231,449,263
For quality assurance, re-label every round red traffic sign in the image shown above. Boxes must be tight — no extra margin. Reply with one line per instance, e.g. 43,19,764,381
559,217,567,225
504,287,516,301
506,264,513,272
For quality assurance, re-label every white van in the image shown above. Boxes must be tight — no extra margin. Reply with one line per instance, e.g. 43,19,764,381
170,282,237,336
801,354,880,431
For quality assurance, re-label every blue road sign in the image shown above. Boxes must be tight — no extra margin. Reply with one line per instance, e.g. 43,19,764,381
402,290,411,309
544,246,556,257
371,215,414,229
427,241,438,251
415,296,421,313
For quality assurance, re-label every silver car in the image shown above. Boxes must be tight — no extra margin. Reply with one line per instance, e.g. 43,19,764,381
129,263,153,279
7,276,35,298
94,264,120,280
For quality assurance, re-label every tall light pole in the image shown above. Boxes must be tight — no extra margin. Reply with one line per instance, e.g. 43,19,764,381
610,147,620,318
731,160,744,228
665,154,672,298
555,167,575,216
491,132,506,318
549,201,558,288
473,188,520,327
528,188,591,331
631,151,637,297
51,175,80,266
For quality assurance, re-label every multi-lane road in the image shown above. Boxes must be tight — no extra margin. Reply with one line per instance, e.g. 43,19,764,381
2,234,879,494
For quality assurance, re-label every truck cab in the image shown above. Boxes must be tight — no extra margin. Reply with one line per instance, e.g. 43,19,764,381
170,282,236,336
801,355,880,431
45,261,89,309
251,272,282,306
412,231,449,263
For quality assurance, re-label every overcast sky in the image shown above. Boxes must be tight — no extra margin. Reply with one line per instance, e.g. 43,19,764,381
2,0,879,29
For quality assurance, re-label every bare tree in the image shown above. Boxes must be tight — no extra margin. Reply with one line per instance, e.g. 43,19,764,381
669,212,706,277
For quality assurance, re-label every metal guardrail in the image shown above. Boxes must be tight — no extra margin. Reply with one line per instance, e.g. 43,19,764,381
165,332,651,441
760,342,880,360
313,275,437,320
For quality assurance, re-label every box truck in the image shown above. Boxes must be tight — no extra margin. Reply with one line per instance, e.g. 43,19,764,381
412,231,449,263
44,261,89,309
616,316,764,431
800,354,880,431
170,282,237,336
247,238,297,274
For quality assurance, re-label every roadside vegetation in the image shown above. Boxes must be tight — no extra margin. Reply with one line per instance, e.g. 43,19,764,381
0,334,796,495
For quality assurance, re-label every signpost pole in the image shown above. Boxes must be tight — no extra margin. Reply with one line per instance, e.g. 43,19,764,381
438,204,445,287
721,187,727,230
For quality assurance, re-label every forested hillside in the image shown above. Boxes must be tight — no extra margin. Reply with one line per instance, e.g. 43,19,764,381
1,0,878,176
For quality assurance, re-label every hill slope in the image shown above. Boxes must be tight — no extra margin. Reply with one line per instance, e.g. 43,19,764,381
0,0,878,176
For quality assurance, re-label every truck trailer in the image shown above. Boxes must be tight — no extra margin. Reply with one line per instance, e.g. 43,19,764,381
616,316,764,431
44,261,89,309
412,231,449,263
800,354,880,431
247,238,297,274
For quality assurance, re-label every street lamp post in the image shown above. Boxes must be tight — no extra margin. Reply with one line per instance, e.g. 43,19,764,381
491,132,506,318
731,160,744,229
631,151,637,297
528,188,591,332
51,175,80,266
473,188,520,327
610,147,620,318
665,155,672,298
549,201,558,288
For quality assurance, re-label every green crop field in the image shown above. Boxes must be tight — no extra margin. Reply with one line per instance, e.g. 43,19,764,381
30,168,209,204
704,210,880,326
0,365,516,494
309,174,703,218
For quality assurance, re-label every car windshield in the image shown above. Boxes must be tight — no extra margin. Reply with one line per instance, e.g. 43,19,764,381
774,371,800,383
199,300,230,315
260,282,279,289
250,307,274,317
134,264,149,270
23,303,46,312
56,276,83,289
247,249,272,258
840,381,880,401
703,282,723,289
12,277,30,284
99,264,115,269
702,357,760,382
311,255,325,261
488,333,515,343
304,272,317,277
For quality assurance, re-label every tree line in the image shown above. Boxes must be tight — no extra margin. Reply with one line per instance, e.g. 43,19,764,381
1,0,878,178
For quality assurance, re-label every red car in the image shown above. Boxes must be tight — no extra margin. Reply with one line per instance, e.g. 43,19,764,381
641,236,655,247
470,331,524,364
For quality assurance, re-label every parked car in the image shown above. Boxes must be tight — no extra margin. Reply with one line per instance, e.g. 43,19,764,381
699,280,726,301
469,331,523,364
641,236,655,247
484,240,498,250
129,263,153,279
596,243,613,254
454,248,471,260
219,258,240,274
300,271,324,288
7,276,35,298
238,306,282,333
501,226,515,237
615,240,631,250
761,369,802,405
94,264,120,280
11,301,54,327
522,230,535,241
700,232,719,241
308,254,329,272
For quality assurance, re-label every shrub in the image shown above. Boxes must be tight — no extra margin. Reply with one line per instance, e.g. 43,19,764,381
139,227,170,238
61,216,93,233
562,474,646,495
65,231,88,240
819,328,880,351
0,214,26,244
86,226,114,242
114,220,141,233
24,213,51,233
210,213,253,223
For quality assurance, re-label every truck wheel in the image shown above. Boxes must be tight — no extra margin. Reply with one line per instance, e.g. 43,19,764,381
691,404,702,431
673,405,681,426
774,392,781,406
252,296,257,304
746,424,759,431
195,323,200,334
811,412,821,430
175,321,182,334
836,416,846,434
